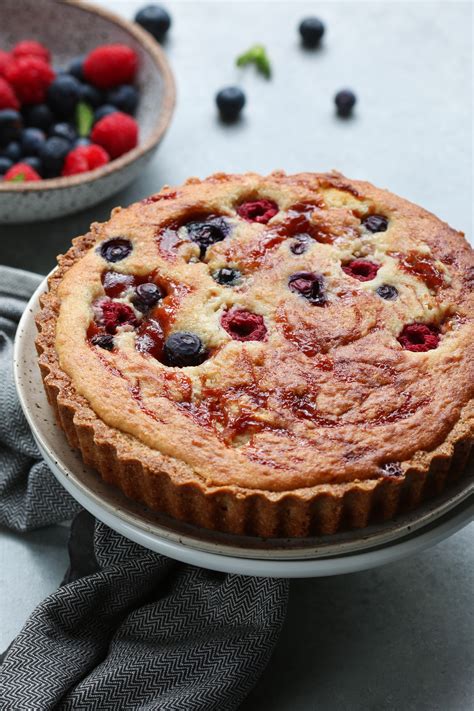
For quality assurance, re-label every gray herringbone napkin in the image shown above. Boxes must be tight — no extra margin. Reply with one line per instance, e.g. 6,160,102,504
0,265,289,711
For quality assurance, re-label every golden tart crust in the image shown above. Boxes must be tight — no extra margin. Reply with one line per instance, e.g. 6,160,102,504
36,171,474,537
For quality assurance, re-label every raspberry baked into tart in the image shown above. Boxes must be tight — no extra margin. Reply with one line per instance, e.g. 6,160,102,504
36,171,474,538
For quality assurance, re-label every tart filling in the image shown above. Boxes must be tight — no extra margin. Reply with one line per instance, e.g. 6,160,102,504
36,171,474,536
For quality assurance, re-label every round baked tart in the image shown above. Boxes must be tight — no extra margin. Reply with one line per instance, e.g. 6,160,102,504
36,171,474,538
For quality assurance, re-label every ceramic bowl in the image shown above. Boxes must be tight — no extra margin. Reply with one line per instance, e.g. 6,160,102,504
0,0,175,223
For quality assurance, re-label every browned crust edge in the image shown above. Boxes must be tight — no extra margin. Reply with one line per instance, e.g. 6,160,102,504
34,174,474,538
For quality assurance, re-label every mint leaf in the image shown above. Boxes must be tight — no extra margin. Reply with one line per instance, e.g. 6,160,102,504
10,172,26,182
75,101,94,137
236,44,271,78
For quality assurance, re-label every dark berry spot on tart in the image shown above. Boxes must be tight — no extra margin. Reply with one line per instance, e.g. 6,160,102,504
91,334,114,351
136,318,165,360
342,259,379,281
102,270,135,298
288,272,326,306
98,237,133,262
221,309,267,342
212,267,242,286
376,284,398,300
131,282,164,312
362,214,388,233
164,331,207,367
237,199,278,224
101,301,137,334
397,323,440,352
290,234,310,254
186,216,231,258
381,462,403,477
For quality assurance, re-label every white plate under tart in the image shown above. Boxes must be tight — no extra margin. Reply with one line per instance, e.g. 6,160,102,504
14,276,474,577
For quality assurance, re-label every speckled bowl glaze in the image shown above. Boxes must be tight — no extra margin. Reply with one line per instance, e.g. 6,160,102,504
0,0,175,223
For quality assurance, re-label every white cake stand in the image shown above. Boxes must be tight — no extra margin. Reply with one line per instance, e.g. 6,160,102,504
14,276,474,578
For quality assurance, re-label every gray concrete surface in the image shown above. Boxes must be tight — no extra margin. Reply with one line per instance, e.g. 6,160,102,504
1,1,472,709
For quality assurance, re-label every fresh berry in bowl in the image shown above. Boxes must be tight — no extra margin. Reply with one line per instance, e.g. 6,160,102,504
0,0,175,222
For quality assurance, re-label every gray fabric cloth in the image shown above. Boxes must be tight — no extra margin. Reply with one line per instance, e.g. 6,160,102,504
0,266,81,531
0,265,289,710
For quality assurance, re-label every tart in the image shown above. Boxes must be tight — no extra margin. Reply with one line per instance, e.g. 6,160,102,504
36,171,474,538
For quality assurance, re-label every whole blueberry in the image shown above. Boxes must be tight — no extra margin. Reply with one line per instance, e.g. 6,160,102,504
0,110,23,147
212,267,241,286
376,284,398,301
299,17,325,47
0,156,13,175
47,75,82,117
22,156,43,175
67,55,85,81
21,128,46,157
79,83,103,108
1,141,21,162
362,214,388,233
23,103,54,131
49,122,77,144
74,137,91,148
106,85,139,114
94,104,117,123
135,5,172,42
164,332,206,367
131,282,164,312
186,216,231,257
216,87,246,122
98,237,133,262
39,136,70,177
335,89,357,118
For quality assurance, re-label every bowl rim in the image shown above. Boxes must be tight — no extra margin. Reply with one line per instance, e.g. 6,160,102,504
0,0,176,193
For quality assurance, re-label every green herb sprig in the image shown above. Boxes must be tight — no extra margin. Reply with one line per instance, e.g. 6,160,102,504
75,101,95,137
236,44,271,79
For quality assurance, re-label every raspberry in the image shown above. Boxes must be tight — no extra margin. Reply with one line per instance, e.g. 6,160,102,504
397,323,440,352
0,78,19,110
83,44,138,89
221,309,267,342
5,57,55,104
101,301,137,334
237,199,278,224
62,144,110,176
12,40,50,63
0,51,13,78
342,259,379,281
4,162,41,181
91,112,138,159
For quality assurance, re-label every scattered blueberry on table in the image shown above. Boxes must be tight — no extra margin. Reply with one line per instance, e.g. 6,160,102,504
216,86,246,122
334,89,357,117
135,5,172,42
299,17,326,48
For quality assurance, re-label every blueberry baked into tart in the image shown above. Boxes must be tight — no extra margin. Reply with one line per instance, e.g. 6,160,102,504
36,172,474,537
